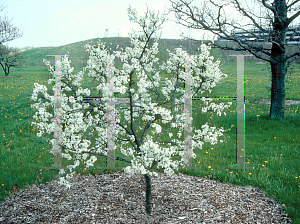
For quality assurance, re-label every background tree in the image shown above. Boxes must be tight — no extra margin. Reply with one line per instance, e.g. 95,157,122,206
104,28,109,37
0,44,24,76
0,3,24,76
0,4,23,45
168,0,300,119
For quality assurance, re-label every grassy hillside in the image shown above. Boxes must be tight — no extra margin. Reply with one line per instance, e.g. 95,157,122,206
19,37,222,68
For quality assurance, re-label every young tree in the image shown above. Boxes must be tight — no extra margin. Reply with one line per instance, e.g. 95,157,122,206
30,6,232,215
0,44,23,76
169,0,300,119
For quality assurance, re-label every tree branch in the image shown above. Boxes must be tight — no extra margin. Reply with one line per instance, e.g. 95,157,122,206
261,0,276,13
169,0,281,62
287,0,300,9
232,0,269,32
284,51,300,61
287,10,300,25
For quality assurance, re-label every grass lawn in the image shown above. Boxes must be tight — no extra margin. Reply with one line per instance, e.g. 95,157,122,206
0,61,300,223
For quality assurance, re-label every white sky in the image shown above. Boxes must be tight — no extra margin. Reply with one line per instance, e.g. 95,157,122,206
2,0,217,48
6,0,299,49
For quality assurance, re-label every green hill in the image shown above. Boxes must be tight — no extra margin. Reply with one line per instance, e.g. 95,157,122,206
19,37,222,68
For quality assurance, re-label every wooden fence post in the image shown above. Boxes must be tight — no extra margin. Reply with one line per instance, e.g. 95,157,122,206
183,55,194,168
106,55,116,169
228,54,254,170
46,54,70,169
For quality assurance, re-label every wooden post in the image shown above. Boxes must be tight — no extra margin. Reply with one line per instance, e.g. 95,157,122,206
190,55,254,171
228,54,254,170
183,55,194,168
46,54,70,169
106,55,116,169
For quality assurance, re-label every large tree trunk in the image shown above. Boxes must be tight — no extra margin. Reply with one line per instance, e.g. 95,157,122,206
269,0,287,119
144,174,152,215
270,59,286,119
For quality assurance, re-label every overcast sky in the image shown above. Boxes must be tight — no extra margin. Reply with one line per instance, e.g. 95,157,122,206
2,0,218,49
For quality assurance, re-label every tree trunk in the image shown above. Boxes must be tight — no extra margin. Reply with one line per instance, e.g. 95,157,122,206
144,174,152,215
1,62,10,76
270,59,286,119
269,0,287,119
5,65,9,76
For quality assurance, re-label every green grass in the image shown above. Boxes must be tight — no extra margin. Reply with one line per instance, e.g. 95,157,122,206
1,61,300,223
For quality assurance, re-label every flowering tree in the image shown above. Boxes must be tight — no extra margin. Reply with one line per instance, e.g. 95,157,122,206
30,6,232,215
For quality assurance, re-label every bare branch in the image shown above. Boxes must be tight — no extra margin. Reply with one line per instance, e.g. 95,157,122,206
211,40,274,63
284,51,300,61
0,15,24,45
232,0,269,32
262,0,276,13
287,9,300,25
287,0,300,9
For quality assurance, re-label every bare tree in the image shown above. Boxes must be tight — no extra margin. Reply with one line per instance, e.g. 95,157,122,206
168,0,300,119
0,44,23,76
0,3,24,45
